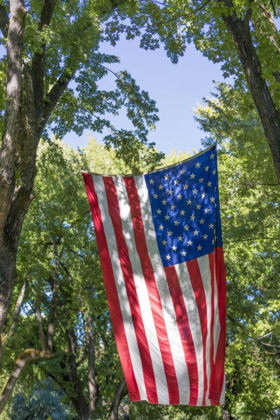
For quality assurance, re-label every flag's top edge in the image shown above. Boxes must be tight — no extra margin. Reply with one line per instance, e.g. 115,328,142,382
81,143,216,177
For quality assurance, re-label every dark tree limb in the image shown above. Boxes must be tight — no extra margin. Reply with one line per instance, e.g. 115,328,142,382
36,297,48,353
0,349,54,414
47,246,62,352
66,328,89,419
31,0,58,118
45,359,91,420
0,3,8,37
39,20,97,134
47,280,59,352
108,380,127,420
76,345,88,368
86,314,98,418
220,0,280,183
40,68,73,133
3,275,29,343
39,0,57,30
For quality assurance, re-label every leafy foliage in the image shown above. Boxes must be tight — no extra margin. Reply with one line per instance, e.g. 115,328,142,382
0,0,163,166
3,122,280,418
195,83,280,419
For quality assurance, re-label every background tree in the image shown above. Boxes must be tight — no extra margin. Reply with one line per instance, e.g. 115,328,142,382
195,83,280,419
0,0,160,370
7,379,73,420
0,138,162,418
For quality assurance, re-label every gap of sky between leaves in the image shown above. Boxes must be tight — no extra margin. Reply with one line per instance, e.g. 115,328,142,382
64,36,230,155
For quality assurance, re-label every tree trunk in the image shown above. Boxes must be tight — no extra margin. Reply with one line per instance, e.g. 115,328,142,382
0,244,16,366
86,314,98,419
108,380,127,420
221,0,280,183
2,272,28,344
0,0,26,360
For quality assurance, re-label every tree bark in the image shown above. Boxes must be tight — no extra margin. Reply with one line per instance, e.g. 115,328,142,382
2,275,29,343
0,3,9,37
0,0,26,362
108,380,127,420
67,329,90,420
220,0,280,183
86,315,98,419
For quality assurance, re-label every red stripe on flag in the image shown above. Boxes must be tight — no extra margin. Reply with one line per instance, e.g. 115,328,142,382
186,259,208,406
82,173,140,401
209,247,226,403
103,176,158,404
164,265,199,406
208,252,215,405
124,176,180,405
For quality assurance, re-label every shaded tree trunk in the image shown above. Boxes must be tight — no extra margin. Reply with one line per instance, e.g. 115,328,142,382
220,0,280,183
0,0,26,363
108,380,127,420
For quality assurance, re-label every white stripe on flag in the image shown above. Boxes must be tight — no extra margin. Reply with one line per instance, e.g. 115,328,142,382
114,176,169,404
92,175,147,401
175,261,204,406
214,259,221,361
134,175,191,405
197,255,212,405
220,375,226,404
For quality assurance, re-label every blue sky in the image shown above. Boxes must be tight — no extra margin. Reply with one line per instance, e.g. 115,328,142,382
64,36,227,155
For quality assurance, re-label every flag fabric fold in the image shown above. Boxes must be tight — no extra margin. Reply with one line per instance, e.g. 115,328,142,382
83,144,226,406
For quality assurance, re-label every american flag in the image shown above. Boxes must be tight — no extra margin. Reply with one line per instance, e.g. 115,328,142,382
83,144,226,406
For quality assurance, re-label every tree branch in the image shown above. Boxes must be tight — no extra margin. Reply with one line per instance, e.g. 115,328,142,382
108,380,127,420
31,0,58,118
47,246,62,352
38,0,57,30
36,297,48,353
253,3,280,85
47,282,59,352
60,260,74,282
224,237,280,244
0,3,9,37
76,345,88,368
0,349,54,414
138,0,211,29
40,68,73,133
66,328,89,417
86,314,98,417
3,276,29,343
43,360,88,419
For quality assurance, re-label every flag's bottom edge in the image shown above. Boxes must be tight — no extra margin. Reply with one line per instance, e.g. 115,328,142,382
129,398,222,406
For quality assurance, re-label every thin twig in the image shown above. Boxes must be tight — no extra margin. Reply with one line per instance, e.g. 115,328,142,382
224,237,280,244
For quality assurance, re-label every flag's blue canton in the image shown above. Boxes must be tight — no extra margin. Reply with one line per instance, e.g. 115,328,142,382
145,145,222,267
